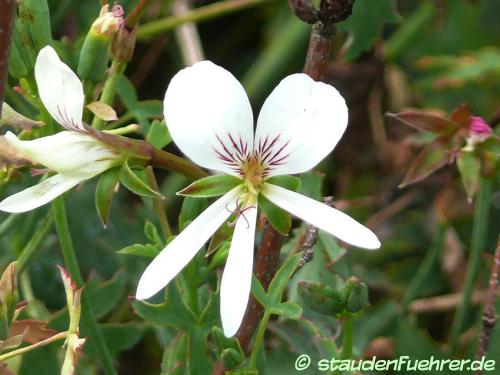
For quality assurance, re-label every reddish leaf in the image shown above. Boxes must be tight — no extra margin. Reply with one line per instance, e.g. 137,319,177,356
450,103,472,129
386,111,457,135
9,319,59,344
399,137,451,188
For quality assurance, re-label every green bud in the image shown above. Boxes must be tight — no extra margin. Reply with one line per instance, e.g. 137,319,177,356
341,276,369,314
78,5,124,82
221,348,245,370
297,280,344,316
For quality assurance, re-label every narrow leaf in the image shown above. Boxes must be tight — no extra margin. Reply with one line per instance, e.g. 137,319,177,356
117,244,160,258
95,167,120,227
120,161,164,199
177,175,242,198
267,254,302,305
258,194,291,235
266,175,300,191
386,111,457,135
251,275,269,308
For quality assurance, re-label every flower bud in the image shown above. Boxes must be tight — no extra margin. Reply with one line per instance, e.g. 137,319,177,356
341,276,369,314
78,5,125,82
297,280,344,316
470,116,492,137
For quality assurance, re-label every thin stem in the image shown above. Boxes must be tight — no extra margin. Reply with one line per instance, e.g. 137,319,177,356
248,310,270,369
146,166,171,239
103,123,141,135
449,178,493,353
475,236,500,370
17,212,54,274
0,331,69,362
52,197,118,375
0,0,17,117
402,223,447,308
137,0,276,40
341,317,353,359
92,59,127,130
0,214,19,237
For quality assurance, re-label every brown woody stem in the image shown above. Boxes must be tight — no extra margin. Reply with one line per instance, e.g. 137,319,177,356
0,0,17,118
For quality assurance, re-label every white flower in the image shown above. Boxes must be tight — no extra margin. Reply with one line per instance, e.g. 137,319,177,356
136,61,381,337
0,46,121,213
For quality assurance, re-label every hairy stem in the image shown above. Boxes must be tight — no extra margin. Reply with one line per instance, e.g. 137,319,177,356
52,197,117,375
449,178,493,352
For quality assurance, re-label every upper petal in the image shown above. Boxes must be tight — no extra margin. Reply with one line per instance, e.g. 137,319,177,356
0,174,83,213
220,205,257,337
254,74,348,177
163,61,254,176
136,187,241,300
262,184,380,250
35,46,85,132
4,131,118,177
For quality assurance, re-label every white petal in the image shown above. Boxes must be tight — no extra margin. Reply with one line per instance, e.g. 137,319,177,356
220,206,257,337
0,174,83,213
262,184,380,250
164,61,254,176
254,74,348,177
35,46,85,132
136,186,242,300
4,131,118,177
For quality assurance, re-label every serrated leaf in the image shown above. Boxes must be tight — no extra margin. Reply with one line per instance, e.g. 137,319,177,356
95,167,120,227
120,161,164,198
339,0,400,61
147,119,172,149
258,194,291,235
386,111,457,135
177,175,242,198
399,137,451,188
266,175,300,191
270,302,303,320
117,244,160,258
87,101,118,121
457,151,480,201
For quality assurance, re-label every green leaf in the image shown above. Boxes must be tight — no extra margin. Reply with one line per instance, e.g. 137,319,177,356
147,119,172,149
479,136,500,155
251,275,269,307
102,323,145,357
144,220,164,247
399,137,451,188
179,197,208,230
95,167,120,227
267,254,302,306
120,161,164,198
161,334,187,375
266,175,300,191
207,224,234,257
270,302,303,320
457,151,481,201
258,194,291,235
86,271,126,319
208,241,230,270
117,243,160,258
177,175,242,198
339,0,400,61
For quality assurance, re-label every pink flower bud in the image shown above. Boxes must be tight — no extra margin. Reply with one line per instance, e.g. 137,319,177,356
470,116,492,136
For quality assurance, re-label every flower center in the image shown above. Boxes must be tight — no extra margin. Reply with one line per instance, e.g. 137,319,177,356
241,156,265,195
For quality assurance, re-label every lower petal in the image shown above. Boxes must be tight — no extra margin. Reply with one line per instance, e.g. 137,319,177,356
220,205,257,337
262,184,380,250
136,186,241,300
0,174,83,213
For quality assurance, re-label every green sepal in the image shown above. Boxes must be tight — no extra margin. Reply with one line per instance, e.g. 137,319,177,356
258,194,291,235
266,175,300,191
207,222,234,257
341,277,369,313
146,119,172,150
177,175,242,198
77,31,110,82
457,151,481,201
95,167,120,228
119,161,164,199
221,348,245,370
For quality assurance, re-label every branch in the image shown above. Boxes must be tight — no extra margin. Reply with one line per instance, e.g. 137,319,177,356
0,0,17,118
